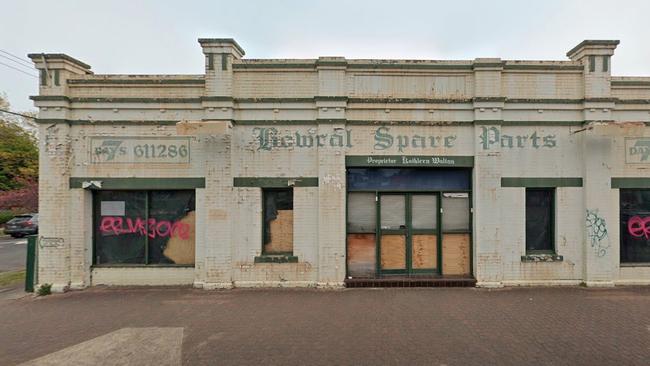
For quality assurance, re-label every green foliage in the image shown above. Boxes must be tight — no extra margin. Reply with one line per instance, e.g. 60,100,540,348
0,210,14,224
37,283,52,296
0,121,38,191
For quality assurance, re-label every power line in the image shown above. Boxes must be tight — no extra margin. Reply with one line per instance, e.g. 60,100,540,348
0,49,33,67
0,108,36,119
0,61,38,79
0,53,34,71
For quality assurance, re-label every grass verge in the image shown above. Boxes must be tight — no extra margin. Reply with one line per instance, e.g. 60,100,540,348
0,270,26,287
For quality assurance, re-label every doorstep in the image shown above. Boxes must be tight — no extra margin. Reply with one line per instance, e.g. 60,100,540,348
344,276,476,288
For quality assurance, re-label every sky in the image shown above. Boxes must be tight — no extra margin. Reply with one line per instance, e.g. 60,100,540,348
1,0,650,111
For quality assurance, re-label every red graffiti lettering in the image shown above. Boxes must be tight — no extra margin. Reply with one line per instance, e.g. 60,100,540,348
99,216,190,239
628,216,650,239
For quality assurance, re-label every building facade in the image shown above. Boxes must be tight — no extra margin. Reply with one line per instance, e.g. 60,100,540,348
29,39,650,291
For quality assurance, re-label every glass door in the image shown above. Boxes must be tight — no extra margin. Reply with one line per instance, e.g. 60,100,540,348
378,193,439,275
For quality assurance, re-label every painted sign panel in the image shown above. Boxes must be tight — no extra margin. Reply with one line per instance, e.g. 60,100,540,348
346,155,474,167
90,137,190,164
625,137,650,164
250,125,559,152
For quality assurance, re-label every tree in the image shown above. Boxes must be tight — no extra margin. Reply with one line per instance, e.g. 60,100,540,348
0,94,38,191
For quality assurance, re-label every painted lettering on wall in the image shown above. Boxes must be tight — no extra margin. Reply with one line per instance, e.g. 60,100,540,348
628,216,650,239
253,127,352,151
373,127,456,152
586,209,610,257
479,126,556,150
90,137,190,164
625,138,650,164
99,216,191,240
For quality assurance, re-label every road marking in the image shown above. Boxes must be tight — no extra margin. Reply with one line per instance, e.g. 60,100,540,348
14,240,27,245
19,327,184,366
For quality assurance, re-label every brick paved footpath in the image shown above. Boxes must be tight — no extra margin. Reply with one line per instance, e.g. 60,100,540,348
1,287,649,365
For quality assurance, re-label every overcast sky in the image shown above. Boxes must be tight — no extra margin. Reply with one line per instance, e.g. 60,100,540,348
2,0,650,111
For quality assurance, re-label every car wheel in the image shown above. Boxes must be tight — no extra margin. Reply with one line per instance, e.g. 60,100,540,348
11,234,25,238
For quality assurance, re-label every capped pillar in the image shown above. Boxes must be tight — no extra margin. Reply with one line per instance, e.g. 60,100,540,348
567,40,619,121
198,38,244,98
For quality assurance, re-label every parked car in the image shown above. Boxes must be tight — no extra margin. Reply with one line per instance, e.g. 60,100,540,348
4,213,38,238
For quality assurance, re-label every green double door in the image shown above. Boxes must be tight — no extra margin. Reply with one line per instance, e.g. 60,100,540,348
378,193,439,275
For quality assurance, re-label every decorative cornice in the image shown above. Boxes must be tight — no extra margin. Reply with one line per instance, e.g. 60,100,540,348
566,40,620,58
27,53,91,70
35,118,179,125
197,38,245,56
68,78,205,85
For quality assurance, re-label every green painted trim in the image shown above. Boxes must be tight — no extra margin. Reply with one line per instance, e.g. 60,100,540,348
347,63,473,70
585,97,618,103
473,62,504,69
314,96,348,102
207,54,214,70
316,118,347,124
566,40,619,58
202,96,234,102
501,177,583,187
612,80,650,87
32,96,205,104
70,177,205,189
348,98,472,104
27,53,92,70
346,120,473,126
233,63,315,69
474,97,506,102
611,178,650,189
473,120,503,125
254,255,299,263
234,120,317,126
234,98,315,103
500,121,584,126
346,155,474,168
30,95,68,102
67,78,205,85
503,64,583,71
35,118,180,125
315,60,348,67
197,38,245,56
506,98,584,104
615,99,650,104
234,177,319,187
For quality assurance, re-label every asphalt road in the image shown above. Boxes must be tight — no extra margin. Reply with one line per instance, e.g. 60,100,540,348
2,286,650,365
0,235,26,272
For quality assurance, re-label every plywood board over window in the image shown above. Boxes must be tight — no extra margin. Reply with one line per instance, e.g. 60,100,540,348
381,235,406,270
263,188,294,254
265,210,294,253
442,233,470,275
347,234,376,277
412,234,437,269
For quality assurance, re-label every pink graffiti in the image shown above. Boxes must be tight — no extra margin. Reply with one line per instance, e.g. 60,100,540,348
99,216,190,240
628,216,650,240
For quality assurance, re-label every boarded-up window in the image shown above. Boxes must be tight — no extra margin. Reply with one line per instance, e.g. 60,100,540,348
620,189,650,263
347,192,376,277
94,190,196,265
263,188,293,254
526,188,554,252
